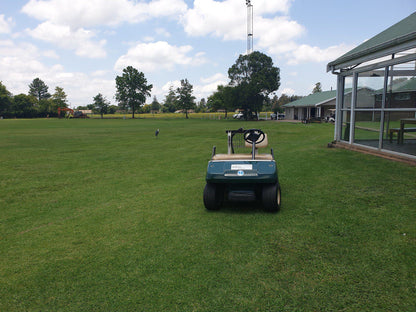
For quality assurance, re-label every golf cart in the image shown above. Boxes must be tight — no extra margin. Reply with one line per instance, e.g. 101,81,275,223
203,128,281,212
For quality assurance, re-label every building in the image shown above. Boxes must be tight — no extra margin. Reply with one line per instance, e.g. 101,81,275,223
327,12,416,162
283,90,337,121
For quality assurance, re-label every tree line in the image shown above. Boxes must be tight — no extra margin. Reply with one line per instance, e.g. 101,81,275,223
0,78,70,118
0,68,199,119
0,51,309,120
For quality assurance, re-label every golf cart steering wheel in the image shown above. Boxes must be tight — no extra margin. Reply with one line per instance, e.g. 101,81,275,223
244,129,265,145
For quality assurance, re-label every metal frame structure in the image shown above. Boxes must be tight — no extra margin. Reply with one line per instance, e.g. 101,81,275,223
332,54,416,160
246,0,253,54
328,12,416,161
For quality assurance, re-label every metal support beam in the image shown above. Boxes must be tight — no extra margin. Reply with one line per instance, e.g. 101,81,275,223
246,1,253,54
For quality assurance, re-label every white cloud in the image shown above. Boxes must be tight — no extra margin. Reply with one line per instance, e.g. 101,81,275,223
200,73,228,84
0,15,13,34
0,40,114,106
162,80,181,92
26,21,106,58
286,43,353,65
181,0,245,40
194,82,220,99
280,87,295,96
251,0,292,15
21,0,187,28
21,0,187,58
179,0,348,67
256,16,305,54
114,41,206,72
181,0,295,42
193,73,229,99
0,40,50,91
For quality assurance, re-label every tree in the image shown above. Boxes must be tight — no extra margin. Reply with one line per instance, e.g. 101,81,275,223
29,78,51,102
262,96,272,112
115,66,152,118
150,96,161,112
93,93,110,118
38,99,54,117
12,94,37,118
176,79,195,119
228,51,280,119
52,87,68,108
162,86,177,113
207,85,235,117
271,94,279,113
44,86,68,117
196,98,206,113
0,81,12,118
272,94,303,113
108,105,118,114
312,82,322,94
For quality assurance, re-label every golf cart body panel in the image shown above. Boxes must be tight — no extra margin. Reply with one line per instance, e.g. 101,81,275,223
206,160,277,184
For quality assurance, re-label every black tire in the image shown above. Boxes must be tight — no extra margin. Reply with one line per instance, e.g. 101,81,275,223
203,183,223,210
262,183,281,212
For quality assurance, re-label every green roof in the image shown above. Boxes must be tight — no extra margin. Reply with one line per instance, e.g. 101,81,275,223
375,77,416,94
283,90,337,108
393,77,416,92
327,12,416,71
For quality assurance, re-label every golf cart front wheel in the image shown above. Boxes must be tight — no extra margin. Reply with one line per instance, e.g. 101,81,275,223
203,183,223,210
262,183,281,212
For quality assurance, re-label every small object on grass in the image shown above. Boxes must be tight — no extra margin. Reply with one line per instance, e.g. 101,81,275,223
155,129,159,137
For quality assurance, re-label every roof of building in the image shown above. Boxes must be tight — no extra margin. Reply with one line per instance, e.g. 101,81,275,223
283,90,337,108
392,77,416,92
327,12,416,72
374,77,416,94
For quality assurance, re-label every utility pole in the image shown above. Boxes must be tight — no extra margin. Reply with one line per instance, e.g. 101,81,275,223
246,0,253,54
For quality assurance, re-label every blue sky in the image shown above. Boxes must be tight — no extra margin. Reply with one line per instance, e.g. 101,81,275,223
0,0,415,108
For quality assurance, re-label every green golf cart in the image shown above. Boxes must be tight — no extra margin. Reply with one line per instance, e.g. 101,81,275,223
203,128,281,212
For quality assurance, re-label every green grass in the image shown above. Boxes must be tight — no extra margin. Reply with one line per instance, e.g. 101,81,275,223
0,119,415,311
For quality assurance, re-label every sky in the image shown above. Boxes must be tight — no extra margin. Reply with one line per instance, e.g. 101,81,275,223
0,0,415,108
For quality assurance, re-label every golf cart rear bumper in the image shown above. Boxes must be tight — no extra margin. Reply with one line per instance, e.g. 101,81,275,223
206,160,277,184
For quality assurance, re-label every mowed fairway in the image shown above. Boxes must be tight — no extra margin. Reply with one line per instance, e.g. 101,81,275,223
1,118,415,311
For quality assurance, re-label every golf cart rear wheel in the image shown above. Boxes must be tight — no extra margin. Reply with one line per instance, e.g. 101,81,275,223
262,183,281,212
203,183,223,210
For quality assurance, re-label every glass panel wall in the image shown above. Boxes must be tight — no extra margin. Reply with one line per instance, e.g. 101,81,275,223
353,69,385,147
338,57,416,158
383,60,416,156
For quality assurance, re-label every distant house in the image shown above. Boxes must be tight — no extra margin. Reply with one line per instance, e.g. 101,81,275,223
283,90,337,120
284,88,388,122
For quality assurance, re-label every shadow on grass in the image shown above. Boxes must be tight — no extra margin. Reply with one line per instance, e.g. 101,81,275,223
207,200,278,215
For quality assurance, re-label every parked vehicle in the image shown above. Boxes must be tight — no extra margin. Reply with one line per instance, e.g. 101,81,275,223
271,113,285,120
203,128,281,212
233,112,244,119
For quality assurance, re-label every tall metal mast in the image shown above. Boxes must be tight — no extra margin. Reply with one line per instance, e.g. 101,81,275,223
246,0,253,54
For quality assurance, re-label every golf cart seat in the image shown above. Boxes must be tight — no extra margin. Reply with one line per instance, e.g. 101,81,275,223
211,132,273,161
212,153,274,161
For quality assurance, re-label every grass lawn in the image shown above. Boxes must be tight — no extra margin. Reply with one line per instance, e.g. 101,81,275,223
0,118,415,311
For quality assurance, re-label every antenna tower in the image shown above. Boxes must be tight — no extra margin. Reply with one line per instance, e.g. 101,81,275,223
246,0,253,54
